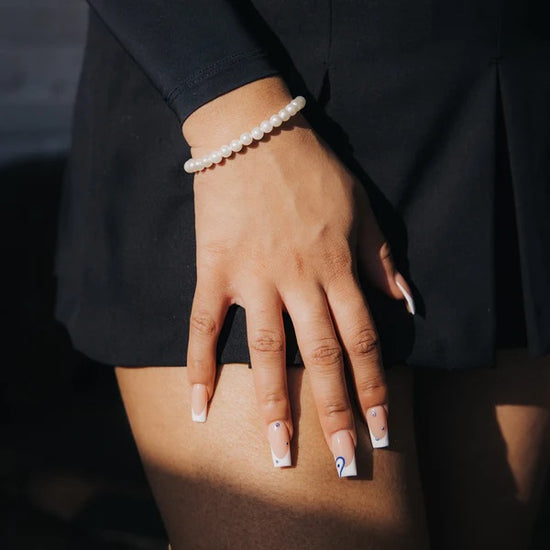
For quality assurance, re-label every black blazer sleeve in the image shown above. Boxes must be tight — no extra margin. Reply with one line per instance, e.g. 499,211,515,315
86,0,282,125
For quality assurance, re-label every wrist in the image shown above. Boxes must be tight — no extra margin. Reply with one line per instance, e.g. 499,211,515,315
181,75,295,148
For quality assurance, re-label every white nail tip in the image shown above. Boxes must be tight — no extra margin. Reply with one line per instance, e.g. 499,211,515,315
369,429,389,448
395,280,416,315
191,405,207,422
335,455,357,477
271,447,292,468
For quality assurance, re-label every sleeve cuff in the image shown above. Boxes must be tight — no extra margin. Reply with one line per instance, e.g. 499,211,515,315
167,48,281,126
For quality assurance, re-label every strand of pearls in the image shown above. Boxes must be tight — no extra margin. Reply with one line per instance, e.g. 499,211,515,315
183,95,306,174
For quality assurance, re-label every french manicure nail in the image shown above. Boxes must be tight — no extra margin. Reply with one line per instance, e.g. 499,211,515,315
268,421,292,467
366,405,389,448
331,430,357,478
191,383,208,422
394,272,416,315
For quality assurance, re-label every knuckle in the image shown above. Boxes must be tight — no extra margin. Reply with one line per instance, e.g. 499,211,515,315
250,328,285,354
190,310,217,337
321,397,350,419
260,390,287,413
197,241,232,276
323,246,354,282
357,375,387,397
290,247,307,278
201,239,230,259
306,339,343,369
380,241,393,262
187,356,212,377
349,327,380,357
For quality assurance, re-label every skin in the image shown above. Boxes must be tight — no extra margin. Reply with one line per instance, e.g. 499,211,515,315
115,363,430,549
181,75,412,460
415,349,550,550
113,76,550,547
115,350,550,549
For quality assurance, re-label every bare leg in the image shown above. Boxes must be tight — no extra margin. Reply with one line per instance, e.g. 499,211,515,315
115,364,429,549
414,349,550,549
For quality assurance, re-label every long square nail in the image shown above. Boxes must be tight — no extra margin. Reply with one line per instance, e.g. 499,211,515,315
268,421,292,467
331,430,357,477
366,406,389,448
191,383,208,422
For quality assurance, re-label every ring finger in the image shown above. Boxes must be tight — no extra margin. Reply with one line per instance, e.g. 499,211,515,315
325,274,390,449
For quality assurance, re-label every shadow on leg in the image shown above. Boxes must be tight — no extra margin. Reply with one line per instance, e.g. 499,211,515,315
414,349,550,550
116,363,429,549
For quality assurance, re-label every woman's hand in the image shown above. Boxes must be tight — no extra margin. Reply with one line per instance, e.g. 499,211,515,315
182,76,414,477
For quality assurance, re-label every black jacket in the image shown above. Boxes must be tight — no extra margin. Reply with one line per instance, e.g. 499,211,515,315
55,1,550,369
86,0,330,126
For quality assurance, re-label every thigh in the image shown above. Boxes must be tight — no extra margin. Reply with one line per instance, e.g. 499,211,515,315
414,349,550,550
115,363,429,550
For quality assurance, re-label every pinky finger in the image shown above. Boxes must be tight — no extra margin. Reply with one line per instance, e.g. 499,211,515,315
186,281,230,422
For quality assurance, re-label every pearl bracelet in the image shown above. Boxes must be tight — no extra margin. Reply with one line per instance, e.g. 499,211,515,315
183,95,306,174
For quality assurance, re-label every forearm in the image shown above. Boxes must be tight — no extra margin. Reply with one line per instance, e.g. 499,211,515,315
181,75,297,149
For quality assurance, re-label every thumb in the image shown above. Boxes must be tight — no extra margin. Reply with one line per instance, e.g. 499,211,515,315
356,207,415,315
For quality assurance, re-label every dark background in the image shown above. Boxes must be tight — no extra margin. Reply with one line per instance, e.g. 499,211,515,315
1,2,166,548
1,2,548,549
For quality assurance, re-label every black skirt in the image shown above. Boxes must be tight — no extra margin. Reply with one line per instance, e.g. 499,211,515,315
55,1,550,369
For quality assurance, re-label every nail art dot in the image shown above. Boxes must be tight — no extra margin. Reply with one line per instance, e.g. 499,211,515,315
381,426,385,430
275,422,280,427
276,459,279,463
286,441,289,445
370,410,377,417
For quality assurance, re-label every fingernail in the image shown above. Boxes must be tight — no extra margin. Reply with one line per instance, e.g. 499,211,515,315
331,430,357,478
268,421,292,467
191,383,208,422
394,272,416,315
366,405,389,448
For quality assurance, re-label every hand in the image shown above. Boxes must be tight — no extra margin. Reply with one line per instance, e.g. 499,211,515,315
182,77,414,477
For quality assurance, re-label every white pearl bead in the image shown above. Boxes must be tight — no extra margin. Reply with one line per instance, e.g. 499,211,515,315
184,159,194,173
260,120,273,133
285,103,298,116
270,114,283,127
182,97,306,175
251,126,264,140
279,108,290,122
230,139,243,152
209,150,222,164
240,132,253,146
220,145,232,158
294,95,306,109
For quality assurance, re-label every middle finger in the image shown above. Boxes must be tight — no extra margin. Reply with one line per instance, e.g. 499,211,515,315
283,281,358,477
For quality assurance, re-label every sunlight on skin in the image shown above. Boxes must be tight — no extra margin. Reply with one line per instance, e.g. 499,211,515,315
495,403,550,504
116,363,419,528
493,349,550,505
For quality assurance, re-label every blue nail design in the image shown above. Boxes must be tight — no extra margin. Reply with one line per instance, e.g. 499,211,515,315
335,456,346,477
